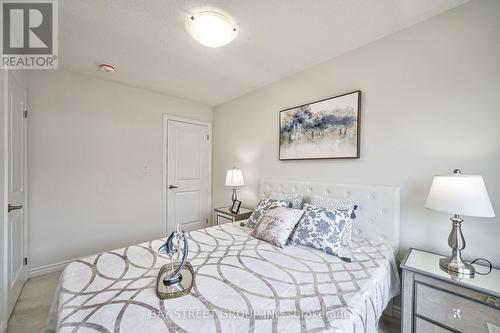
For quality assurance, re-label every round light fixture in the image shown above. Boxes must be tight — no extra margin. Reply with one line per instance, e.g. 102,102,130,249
188,11,237,48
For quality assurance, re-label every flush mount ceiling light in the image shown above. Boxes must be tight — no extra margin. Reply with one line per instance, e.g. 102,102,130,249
99,63,115,73
188,11,237,48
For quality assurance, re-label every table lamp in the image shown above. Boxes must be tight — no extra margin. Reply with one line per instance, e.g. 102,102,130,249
425,169,495,276
225,167,244,203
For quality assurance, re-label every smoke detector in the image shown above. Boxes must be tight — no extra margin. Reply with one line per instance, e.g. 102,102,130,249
99,63,115,73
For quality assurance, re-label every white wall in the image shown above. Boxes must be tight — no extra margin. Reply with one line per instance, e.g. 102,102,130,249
213,0,500,266
27,70,212,271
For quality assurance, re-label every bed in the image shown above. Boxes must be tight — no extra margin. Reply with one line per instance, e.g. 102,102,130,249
46,180,401,333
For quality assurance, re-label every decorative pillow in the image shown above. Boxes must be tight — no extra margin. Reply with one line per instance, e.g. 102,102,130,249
290,204,351,256
310,195,358,246
251,206,304,248
310,195,358,217
269,192,304,209
247,198,290,228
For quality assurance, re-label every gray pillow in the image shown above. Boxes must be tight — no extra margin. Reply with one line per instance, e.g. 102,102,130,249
290,204,351,256
247,198,290,228
251,206,304,248
269,192,304,209
310,195,358,246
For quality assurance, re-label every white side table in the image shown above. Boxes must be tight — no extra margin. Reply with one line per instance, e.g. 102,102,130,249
213,206,252,226
400,248,500,333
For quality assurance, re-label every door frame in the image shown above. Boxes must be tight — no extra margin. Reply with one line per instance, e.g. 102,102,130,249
162,115,212,236
0,68,6,333
1,69,28,325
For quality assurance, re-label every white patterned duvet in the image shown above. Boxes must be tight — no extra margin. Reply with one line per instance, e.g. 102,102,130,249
46,222,400,333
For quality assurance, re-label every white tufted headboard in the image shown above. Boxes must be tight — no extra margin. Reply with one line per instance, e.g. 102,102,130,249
260,179,401,252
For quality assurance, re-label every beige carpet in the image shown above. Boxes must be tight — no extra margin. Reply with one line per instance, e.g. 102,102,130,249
7,271,400,333
7,271,61,333
378,315,401,333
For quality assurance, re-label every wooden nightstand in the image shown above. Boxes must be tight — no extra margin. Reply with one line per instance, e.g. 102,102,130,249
400,248,500,333
213,206,253,226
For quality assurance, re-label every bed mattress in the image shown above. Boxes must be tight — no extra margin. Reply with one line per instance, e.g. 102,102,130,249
46,222,400,333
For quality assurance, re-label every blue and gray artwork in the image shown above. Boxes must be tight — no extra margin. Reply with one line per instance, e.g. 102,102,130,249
279,92,359,159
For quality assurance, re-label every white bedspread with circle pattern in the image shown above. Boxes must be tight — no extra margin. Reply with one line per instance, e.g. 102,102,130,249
46,223,400,333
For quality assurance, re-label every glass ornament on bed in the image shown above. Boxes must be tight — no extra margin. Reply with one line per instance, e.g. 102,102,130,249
156,224,194,299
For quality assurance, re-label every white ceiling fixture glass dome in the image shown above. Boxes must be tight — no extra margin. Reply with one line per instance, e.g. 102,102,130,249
188,11,238,48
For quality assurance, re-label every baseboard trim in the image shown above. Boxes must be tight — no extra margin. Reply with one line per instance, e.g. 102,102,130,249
28,259,72,278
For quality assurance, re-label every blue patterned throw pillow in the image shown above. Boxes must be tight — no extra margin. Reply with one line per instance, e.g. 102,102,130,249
247,198,291,228
269,192,304,209
310,195,358,247
290,204,351,256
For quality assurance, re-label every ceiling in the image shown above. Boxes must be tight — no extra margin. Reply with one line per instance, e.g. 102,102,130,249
59,0,469,106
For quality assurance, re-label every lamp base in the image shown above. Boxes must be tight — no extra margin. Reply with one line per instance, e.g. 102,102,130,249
231,187,237,202
439,254,475,277
438,215,475,278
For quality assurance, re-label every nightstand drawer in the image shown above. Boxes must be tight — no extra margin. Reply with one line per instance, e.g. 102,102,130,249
415,283,500,333
415,317,451,333
216,213,233,225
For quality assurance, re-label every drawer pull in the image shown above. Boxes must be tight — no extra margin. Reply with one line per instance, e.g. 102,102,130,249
452,308,461,319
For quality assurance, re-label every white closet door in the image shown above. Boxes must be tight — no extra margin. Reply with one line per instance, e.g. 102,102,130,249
7,72,27,315
166,120,210,234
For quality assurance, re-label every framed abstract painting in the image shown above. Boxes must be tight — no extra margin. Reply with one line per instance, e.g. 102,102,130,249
279,90,361,160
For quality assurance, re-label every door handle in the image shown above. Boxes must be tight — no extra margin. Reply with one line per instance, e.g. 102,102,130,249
8,204,23,213
168,185,178,189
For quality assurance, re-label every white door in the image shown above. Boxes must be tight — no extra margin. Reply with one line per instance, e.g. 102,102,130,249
167,119,210,235
7,72,27,315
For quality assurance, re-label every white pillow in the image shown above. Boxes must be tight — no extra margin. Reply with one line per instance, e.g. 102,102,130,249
247,198,290,228
252,206,304,248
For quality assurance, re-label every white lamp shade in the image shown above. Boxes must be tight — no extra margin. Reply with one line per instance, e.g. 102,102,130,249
425,174,495,217
225,169,244,187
